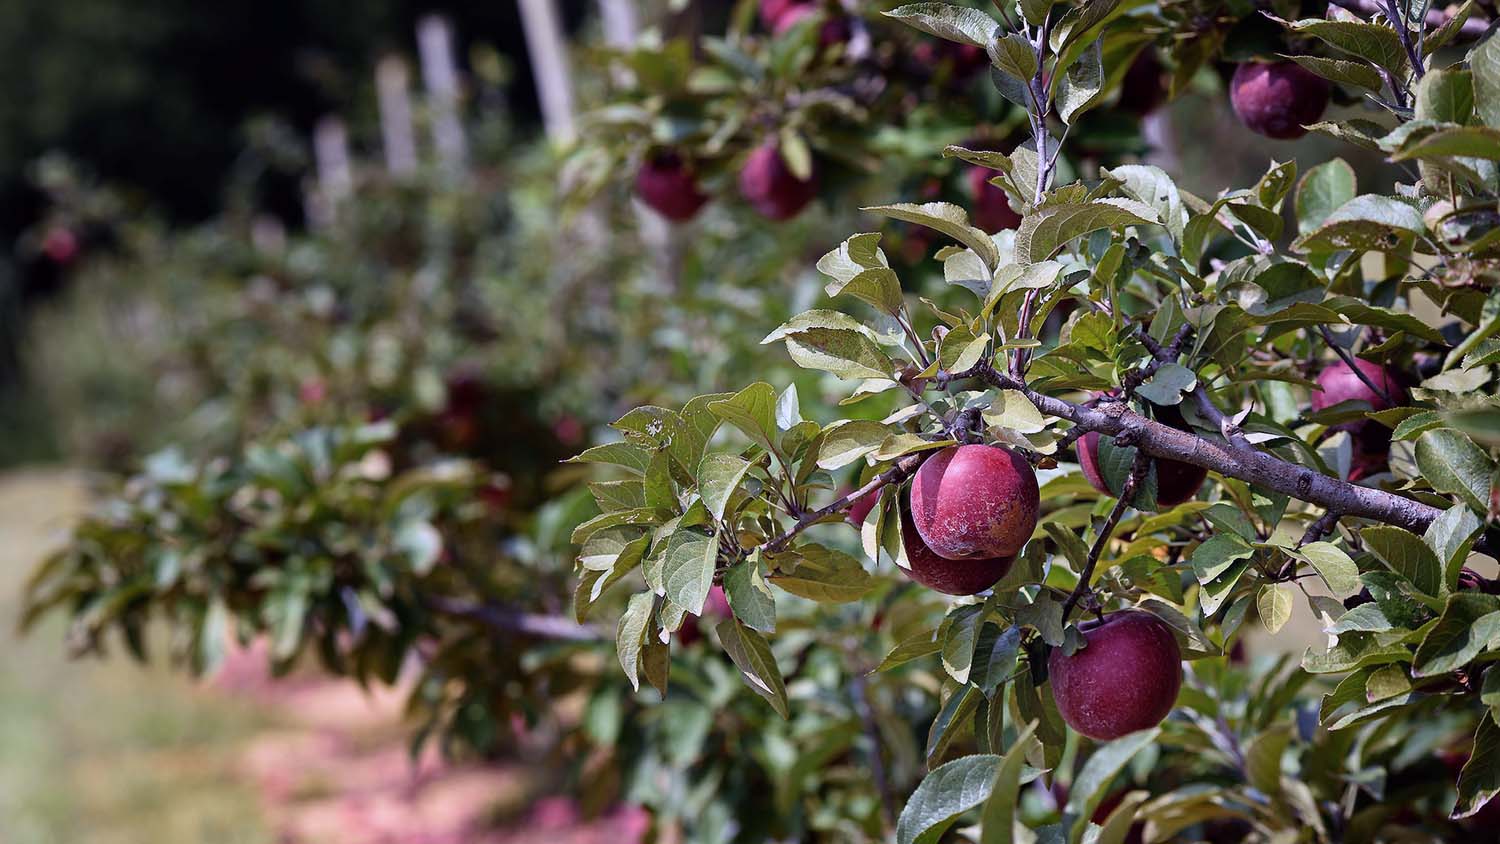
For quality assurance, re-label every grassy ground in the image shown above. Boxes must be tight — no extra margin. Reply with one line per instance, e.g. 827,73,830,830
0,469,271,844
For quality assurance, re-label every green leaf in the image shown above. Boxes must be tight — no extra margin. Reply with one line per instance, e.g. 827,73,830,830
1135,363,1197,406
1013,199,1159,263
1295,541,1362,596
567,441,653,474
1057,40,1104,124
865,202,1001,271
1292,194,1425,253
1454,714,1500,819
661,528,718,615
1365,664,1411,701
1137,598,1222,658
1415,428,1495,512
1281,53,1385,91
768,544,873,602
783,327,896,381
1302,631,1410,674
984,390,1047,434
575,536,648,622
898,752,1005,844
978,722,1039,844
879,629,943,671
1425,504,1483,591
1102,165,1185,240
1065,729,1160,843
1295,158,1357,235
698,453,753,521
1392,125,1500,161
1415,67,1476,125
724,556,776,633
989,32,1038,81
941,604,988,684
616,591,655,691
709,382,781,456
1285,18,1410,77
716,618,789,718
884,3,998,48
1362,525,1444,597
1258,584,1294,635
817,420,893,470
927,685,982,763
1191,533,1256,584
1412,592,1500,677
1474,32,1500,129
1244,727,1291,795
971,624,1023,698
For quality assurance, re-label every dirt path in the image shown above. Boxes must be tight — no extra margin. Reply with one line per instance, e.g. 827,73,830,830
0,468,644,844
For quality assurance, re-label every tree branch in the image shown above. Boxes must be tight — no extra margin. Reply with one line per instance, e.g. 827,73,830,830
963,362,1443,534
1062,451,1149,621
763,453,925,552
1298,510,1343,548
428,596,604,641
1329,0,1491,37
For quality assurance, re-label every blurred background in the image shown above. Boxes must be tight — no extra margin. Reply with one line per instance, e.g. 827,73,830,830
0,0,1403,842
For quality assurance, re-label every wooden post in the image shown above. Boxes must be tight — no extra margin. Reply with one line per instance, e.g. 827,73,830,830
518,0,578,144
376,56,418,177
417,15,467,171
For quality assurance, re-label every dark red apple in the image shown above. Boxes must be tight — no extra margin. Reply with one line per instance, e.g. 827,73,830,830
635,151,710,222
739,142,818,221
1117,50,1166,116
846,487,881,527
1311,358,1405,474
1049,610,1183,740
772,2,851,45
1229,61,1330,140
899,499,1014,595
1077,399,1207,508
967,166,1022,233
42,227,79,264
909,444,1039,560
677,584,732,646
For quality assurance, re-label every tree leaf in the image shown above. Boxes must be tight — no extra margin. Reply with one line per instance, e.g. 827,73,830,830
879,629,943,671
1258,584,1294,635
768,544,873,602
783,327,896,381
697,453,753,521
978,722,1039,844
1285,18,1410,77
1292,194,1425,253
1244,727,1291,795
884,3,998,48
1425,504,1483,592
1135,362,1197,406
1454,713,1500,819
616,591,655,691
865,202,1001,271
1281,53,1385,91
1014,199,1159,263
1362,525,1444,597
898,752,1005,844
1057,40,1104,124
1474,32,1500,129
941,604,988,684
716,618,789,717
708,382,781,457
1295,541,1362,596
1412,592,1500,677
1102,165,1185,240
927,684,982,764
1415,428,1495,512
1065,728,1160,843
661,528,718,615
724,555,777,633
1295,158,1357,235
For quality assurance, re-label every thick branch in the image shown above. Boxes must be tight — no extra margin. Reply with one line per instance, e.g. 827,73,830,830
965,363,1443,534
428,597,604,641
763,454,925,552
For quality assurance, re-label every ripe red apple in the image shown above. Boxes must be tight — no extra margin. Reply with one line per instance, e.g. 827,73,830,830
772,2,851,45
1077,399,1207,508
678,584,732,646
1049,610,1183,740
899,499,1014,595
759,0,802,29
1311,358,1405,474
739,142,818,221
845,486,881,527
909,444,1039,560
967,166,1022,233
298,378,328,405
1117,50,1166,116
1229,61,1330,140
42,226,79,264
635,151,710,222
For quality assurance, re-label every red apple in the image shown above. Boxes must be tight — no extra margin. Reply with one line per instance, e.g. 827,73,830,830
1311,358,1405,473
772,2,851,45
909,444,1039,560
739,142,818,221
678,584,732,646
42,227,79,264
967,166,1022,233
1077,399,1207,508
899,499,1014,595
1229,61,1330,140
1048,610,1182,740
635,151,710,222
846,486,881,527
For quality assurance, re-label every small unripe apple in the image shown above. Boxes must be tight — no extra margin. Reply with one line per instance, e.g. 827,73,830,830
635,151,710,222
909,444,1039,560
1048,610,1183,740
967,166,1022,233
1117,50,1167,116
1229,61,1330,140
1077,399,1207,508
1311,358,1405,471
739,142,818,221
899,499,1014,595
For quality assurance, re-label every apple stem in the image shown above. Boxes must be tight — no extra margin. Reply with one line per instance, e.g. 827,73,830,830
762,453,925,553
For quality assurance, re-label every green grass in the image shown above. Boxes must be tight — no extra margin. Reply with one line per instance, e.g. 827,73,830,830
0,469,271,844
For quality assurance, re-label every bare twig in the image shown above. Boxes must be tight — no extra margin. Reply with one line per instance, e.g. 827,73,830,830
1382,0,1426,78
1062,452,1150,620
1298,510,1343,548
960,361,1443,534
428,596,604,641
763,454,925,552
850,673,896,829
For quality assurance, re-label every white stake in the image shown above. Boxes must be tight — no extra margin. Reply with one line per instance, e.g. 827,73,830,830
376,55,418,176
518,0,578,143
417,15,467,170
